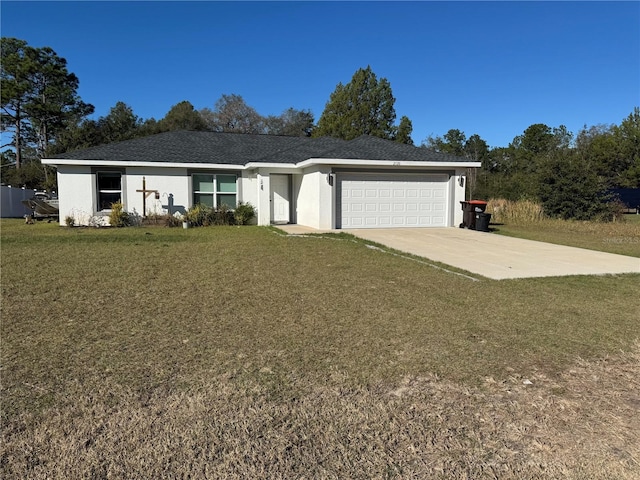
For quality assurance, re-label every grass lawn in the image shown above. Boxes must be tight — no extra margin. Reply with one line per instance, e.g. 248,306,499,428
493,214,640,257
1,219,639,478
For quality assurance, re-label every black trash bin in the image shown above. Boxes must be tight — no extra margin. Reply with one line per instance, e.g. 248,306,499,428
475,212,492,232
460,200,488,229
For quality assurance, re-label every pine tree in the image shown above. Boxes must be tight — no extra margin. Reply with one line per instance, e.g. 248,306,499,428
314,66,397,140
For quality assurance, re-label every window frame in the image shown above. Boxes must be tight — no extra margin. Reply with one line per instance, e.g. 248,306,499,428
94,168,125,212
191,172,238,209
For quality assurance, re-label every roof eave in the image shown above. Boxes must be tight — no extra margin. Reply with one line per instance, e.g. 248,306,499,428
41,159,247,170
296,158,481,168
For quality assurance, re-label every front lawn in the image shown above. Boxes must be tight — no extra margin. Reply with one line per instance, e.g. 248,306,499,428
1,220,638,478
494,214,640,257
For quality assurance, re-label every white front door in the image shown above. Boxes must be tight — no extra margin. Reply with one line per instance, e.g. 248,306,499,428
271,174,290,224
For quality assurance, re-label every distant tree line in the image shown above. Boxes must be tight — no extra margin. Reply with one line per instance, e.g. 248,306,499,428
423,110,640,220
2,37,638,220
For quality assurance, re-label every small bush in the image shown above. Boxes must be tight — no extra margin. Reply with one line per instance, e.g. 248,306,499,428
65,215,75,227
108,202,131,227
165,214,183,228
234,202,256,225
183,203,251,227
210,204,234,226
594,198,627,223
184,204,211,227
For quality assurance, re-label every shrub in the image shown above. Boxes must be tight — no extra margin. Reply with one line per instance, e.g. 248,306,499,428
184,204,211,227
108,201,131,227
64,215,75,227
165,214,183,228
234,202,256,225
537,157,615,221
210,204,234,226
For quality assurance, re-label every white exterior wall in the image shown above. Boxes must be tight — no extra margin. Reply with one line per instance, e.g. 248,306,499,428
50,159,479,229
453,168,467,227
255,170,271,226
295,166,333,229
56,165,94,225
124,167,190,217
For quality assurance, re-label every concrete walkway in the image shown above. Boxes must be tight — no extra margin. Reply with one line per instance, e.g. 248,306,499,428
276,225,640,280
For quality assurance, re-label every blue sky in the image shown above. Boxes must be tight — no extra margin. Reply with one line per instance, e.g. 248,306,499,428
2,1,639,148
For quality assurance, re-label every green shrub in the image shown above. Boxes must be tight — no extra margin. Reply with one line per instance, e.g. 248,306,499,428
184,204,211,227
64,215,75,227
108,202,131,227
211,204,234,226
234,202,256,225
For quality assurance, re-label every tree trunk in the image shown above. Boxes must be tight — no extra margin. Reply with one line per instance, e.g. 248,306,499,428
14,106,21,169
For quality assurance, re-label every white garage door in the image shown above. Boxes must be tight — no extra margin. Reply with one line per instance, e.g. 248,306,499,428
338,173,449,228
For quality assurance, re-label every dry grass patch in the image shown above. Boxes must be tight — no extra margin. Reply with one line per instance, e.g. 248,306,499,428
486,198,640,257
487,198,546,225
494,216,640,257
2,345,639,479
1,220,639,478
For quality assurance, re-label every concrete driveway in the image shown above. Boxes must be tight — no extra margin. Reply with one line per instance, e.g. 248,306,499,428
278,225,640,280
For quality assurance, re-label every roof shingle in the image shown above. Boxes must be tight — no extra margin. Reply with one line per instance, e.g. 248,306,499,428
50,131,471,165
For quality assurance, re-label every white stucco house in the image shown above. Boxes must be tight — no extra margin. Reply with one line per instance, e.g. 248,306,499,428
41,131,480,229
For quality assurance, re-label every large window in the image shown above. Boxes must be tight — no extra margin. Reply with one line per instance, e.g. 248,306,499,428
97,172,122,211
193,174,237,208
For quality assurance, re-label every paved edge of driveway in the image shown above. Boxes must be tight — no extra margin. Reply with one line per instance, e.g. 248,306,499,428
276,225,640,280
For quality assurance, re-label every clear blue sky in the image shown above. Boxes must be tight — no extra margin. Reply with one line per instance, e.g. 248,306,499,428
2,1,639,148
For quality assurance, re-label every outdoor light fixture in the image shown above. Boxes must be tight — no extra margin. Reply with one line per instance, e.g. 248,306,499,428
459,176,465,187
327,173,333,186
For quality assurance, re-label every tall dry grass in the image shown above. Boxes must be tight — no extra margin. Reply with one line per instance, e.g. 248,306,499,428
486,198,546,225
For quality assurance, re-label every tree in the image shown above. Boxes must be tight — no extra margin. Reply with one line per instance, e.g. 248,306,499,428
200,94,263,134
422,129,466,156
50,101,144,154
464,134,489,162
314,66,397,140
159,101,207,132
99,101,141,143
264,108,315,137
613,107,640,187
1,38,94,165
26,46,94,158
49,118,102,154
394,116,413,145
1,38,32,168
537,153,614,220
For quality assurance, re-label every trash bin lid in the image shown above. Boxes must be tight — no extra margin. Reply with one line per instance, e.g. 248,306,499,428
469,200,488,205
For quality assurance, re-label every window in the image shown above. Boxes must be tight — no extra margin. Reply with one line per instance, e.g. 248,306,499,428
97,172,122,210
193,174,237,208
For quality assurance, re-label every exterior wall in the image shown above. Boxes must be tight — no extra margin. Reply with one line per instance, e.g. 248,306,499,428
57,166,250,226
255,170,271,226
452,168,467,227
57,165,94,225
53,161,478,228
124,167,190,217
252,167,302,226
295,165,333,229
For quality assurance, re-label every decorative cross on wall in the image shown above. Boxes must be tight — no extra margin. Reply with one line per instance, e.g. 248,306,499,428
136,177,159,218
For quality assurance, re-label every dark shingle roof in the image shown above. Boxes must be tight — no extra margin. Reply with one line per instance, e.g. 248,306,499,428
317,135,469,162
50,131,471,165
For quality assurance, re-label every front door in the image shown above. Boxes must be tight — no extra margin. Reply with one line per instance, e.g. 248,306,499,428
271,174,290,224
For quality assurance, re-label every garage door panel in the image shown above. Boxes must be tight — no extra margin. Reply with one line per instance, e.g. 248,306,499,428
339,173,449,228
